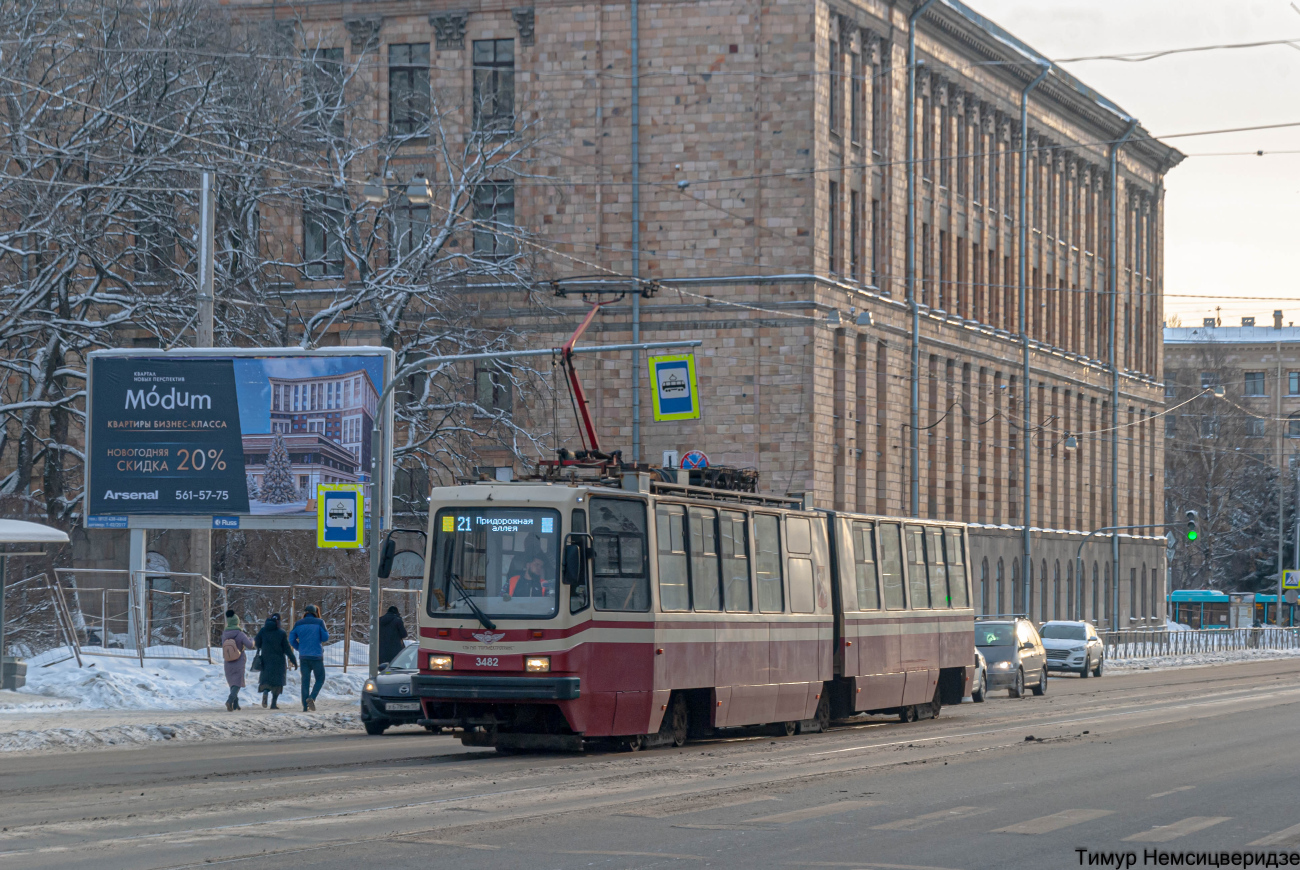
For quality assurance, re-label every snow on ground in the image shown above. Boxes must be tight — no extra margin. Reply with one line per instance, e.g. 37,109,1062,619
0,642,378,753
1108,646,1300,672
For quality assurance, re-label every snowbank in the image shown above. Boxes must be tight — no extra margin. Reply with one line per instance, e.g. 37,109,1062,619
7,644,369,712
1109,647,1300,672
0,711,361,753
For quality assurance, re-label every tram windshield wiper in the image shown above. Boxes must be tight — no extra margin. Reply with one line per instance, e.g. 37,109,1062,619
447,571,497,631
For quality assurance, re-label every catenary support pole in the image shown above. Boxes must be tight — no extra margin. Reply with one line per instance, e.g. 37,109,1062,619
368,426,384,678
193,171,216,648
1018,61,1050,619
1278,338,1284,621
630,0,641,462
906,0,936,517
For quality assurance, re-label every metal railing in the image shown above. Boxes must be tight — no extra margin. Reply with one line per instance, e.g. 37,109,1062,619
1102,628,1300,661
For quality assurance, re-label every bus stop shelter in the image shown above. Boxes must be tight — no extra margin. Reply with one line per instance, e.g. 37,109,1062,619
0,519,70,689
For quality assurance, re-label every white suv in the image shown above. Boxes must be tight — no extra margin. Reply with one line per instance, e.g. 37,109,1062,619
1039,620,1104,678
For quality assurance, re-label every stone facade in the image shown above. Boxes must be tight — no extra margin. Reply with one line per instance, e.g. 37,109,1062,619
222,0,1178,625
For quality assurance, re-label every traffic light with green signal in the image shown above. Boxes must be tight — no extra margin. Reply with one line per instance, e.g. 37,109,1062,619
1186,510,1198,542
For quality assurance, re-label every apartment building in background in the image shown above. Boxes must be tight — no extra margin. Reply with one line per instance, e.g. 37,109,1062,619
225,0,1181,626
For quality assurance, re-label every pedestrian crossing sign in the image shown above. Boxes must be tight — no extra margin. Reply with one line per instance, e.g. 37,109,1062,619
1283,570,1300,590
649,354,701,422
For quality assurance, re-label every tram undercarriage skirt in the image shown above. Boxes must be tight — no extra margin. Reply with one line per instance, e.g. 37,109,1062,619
460,730,585,752
412,675,581,701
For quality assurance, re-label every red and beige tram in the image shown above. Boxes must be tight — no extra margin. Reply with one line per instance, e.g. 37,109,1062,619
413,472,974,750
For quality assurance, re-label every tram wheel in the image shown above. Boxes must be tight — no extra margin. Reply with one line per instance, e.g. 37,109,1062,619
780,721,797,737
898,705,918,723
661,694,689,747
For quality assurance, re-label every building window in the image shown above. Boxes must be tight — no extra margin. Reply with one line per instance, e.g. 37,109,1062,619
828,181,839,275
828,39,840,136
1200,372,1220,389
1244,371,1266,397
870,53,885,158
1164,382,1177,398
475,362,512,415
303,47,345,138
1199,416,1219,439
303,193,345,279
850,50,862,144
134,208,175,278
1247,417,1267,438
472,181,516,258
1289,418,1300,439
849,189,861,282
393,200,431,258
389,43,430,136
1165,416,1176,438
871,198,882,286
1290,372,1299,395
472,39,514,132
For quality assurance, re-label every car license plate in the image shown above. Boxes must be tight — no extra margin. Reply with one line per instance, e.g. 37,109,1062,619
385,702,420,712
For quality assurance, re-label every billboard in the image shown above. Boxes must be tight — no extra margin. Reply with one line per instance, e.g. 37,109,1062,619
85,348,393,530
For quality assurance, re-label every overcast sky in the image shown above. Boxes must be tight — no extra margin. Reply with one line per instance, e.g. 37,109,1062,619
968,0,1300,327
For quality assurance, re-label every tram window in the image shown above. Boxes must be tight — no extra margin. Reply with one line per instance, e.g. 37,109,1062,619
720,511,752,612
786,516,812,554
589,498,650,612
905,525,930,608
879,523,905,610
754,514,784,612
789,558,815,613
925,527,949,608
570,509,589,613
945,528,968,607
688,507,722,611
851,521,880,610
656,504,689,612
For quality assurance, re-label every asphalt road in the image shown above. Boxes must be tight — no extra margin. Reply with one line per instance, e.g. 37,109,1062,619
3,660,1300,870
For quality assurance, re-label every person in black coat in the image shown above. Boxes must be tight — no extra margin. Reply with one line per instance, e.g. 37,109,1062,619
377,606,408,667
254,614,297,709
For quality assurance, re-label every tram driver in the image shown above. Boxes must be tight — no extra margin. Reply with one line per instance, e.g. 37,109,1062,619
503,538,551,599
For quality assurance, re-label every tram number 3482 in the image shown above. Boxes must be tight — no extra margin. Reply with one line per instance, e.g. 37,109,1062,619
475,657,500,668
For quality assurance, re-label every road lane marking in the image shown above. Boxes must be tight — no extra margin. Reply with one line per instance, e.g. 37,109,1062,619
620,795,780,818
748,800,879,824
1249,821,1300,846
872,806,988,831
1148,786,1196,799
993,809,1114,834
1124,817,1231,842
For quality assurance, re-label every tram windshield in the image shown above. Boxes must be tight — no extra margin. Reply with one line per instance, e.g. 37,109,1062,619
429,507,562,620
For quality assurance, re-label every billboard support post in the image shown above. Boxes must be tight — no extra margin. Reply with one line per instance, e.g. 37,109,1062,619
128,528,146,651
193,171,216,650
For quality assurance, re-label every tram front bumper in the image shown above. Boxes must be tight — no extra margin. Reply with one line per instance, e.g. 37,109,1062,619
412,674,581,701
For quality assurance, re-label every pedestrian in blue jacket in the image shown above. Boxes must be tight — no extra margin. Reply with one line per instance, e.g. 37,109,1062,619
289,605,330,711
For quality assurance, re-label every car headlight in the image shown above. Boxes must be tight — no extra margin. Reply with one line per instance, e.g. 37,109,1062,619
525,656,551,673
995,661,1013,669
363,680,377,693
428,655,453,671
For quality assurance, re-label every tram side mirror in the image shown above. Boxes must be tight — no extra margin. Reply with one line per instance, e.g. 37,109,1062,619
563,542,585,586
378,537,397,579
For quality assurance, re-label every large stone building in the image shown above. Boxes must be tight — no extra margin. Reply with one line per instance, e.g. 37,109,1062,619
224,0,1179,626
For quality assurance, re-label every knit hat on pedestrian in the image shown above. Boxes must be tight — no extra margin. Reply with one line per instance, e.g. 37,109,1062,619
226,615,240,630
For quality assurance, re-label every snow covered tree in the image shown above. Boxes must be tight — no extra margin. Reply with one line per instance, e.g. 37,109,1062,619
258,435,298,505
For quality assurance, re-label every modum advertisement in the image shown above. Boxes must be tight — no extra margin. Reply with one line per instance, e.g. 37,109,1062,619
87,352,387,520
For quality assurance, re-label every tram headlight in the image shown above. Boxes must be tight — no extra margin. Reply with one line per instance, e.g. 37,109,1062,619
525,656,551,673
428,655,453,671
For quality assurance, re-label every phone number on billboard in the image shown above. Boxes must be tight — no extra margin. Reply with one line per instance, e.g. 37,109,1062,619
173,490,231,501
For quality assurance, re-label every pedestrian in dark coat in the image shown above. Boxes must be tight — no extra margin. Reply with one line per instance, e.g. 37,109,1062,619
377,606,408,667
254,614,297,709
220,613,255,711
